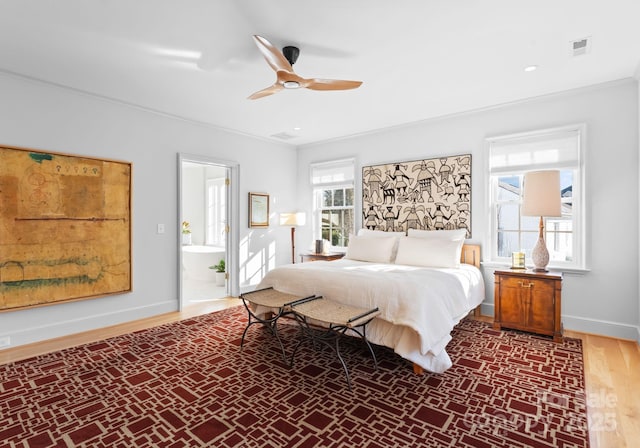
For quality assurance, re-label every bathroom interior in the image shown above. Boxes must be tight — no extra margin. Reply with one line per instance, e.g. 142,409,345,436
181,161,228,305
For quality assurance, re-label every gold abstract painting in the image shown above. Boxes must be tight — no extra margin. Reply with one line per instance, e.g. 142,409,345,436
0,145,132,311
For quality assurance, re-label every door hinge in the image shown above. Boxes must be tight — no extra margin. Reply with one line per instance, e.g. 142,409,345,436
224,272,229,280
225,178,230,186
224,225,230,234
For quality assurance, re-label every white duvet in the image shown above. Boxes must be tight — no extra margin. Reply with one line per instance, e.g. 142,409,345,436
256,259,485,373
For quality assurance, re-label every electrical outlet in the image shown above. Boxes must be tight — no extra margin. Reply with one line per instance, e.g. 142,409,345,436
157,223,165,234
0,336,10,348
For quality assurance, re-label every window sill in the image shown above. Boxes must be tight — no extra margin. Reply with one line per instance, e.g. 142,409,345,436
481,260,590,275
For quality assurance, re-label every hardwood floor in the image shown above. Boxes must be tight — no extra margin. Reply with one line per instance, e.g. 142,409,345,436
0,297,241,365
1,301,638,448
565,329,640,448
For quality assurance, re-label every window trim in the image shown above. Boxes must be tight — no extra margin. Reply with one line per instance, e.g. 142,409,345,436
205,176,227,247
310,158,355,251
485,124,587,271
315,184,354,249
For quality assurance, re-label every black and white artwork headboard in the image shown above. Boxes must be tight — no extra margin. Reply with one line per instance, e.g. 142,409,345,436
362,154,471,237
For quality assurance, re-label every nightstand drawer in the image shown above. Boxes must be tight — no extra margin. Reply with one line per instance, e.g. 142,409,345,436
500,276,555,295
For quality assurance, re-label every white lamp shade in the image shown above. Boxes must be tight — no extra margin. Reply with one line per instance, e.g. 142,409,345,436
279,212,306,226
522,170,561,217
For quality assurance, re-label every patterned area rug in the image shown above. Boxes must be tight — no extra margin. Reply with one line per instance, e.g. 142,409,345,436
0,306,589,447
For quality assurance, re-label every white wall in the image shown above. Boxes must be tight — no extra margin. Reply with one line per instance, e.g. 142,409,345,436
296,79,640,341
637,64,640,344
0,73,297,349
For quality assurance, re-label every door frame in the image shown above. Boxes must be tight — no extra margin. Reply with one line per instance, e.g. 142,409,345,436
177,153,240,310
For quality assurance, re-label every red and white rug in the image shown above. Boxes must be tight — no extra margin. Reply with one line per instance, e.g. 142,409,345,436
0,306,589,447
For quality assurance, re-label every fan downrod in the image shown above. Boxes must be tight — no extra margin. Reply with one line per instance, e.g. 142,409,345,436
282,46,299,66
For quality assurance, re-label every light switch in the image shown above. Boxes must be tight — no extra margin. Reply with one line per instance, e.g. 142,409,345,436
157,224,165,234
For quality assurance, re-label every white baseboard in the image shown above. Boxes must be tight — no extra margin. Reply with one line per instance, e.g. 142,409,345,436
561,314,639,341
478,302,639,342
2,300,177,350
479,303,494,318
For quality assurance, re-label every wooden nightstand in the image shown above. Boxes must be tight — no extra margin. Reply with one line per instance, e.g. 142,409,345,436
299,252,345,263
493,269,563,342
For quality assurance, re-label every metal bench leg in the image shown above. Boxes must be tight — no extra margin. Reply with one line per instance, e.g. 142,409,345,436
349,325,378,370
289,313,307,368
240,298,288,363
333,329,352,391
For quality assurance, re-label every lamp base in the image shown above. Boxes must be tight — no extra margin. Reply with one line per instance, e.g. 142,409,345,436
531,235,550,272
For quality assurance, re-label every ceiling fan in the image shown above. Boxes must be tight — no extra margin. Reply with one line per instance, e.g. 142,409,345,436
248,35,362,100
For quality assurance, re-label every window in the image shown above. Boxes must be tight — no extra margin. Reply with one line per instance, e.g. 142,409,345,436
206,177,226,246
487,125,585,270
311,159,355,249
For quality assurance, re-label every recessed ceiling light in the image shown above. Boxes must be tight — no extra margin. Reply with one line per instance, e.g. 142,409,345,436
524,65,538,72
293,127,301,131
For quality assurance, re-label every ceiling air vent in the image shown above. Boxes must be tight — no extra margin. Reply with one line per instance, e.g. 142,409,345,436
570,36,592,57
270,132,297,140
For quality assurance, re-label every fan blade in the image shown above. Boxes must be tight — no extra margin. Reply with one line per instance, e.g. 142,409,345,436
252,35,294,73
276,70,305,85
248,83,284,100
305,78,362,91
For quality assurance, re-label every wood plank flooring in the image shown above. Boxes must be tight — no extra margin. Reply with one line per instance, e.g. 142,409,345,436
1,300,638,448
565,329,640,448
0,298,241,365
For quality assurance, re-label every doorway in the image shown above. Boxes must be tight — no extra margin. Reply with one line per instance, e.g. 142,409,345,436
178,153,239,310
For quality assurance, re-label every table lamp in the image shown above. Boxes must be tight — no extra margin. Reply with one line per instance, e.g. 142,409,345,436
522,170,562,272
279,212,306,264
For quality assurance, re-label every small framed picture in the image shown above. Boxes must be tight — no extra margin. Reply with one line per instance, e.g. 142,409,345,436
249,192,269,228
511,251,526,269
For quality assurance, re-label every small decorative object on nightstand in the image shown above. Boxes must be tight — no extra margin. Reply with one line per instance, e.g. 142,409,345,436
300,252,345,263
511,251,526,270
493,269,563,342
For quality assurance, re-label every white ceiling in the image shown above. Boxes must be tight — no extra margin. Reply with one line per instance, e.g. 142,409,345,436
1,0,639,146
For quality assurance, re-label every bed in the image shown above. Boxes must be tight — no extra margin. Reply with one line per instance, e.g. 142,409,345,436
256,229,485,374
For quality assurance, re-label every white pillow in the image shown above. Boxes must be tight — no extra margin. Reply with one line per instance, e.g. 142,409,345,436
357,229,405,262
395,236,464,268
345,235,397,264
407,228,467,241
357,229,406,238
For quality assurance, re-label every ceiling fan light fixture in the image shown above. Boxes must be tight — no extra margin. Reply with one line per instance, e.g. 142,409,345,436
248,35,362,100
283,80,300,89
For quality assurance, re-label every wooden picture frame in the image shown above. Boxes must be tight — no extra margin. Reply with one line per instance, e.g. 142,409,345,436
0,144,132,311
249,192,269,228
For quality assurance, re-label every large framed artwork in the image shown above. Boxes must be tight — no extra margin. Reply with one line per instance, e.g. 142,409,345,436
0,145,132,311
362,154,471,237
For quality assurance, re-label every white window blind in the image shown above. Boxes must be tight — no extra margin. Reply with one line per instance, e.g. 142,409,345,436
311,159,355,186
489,129,580,174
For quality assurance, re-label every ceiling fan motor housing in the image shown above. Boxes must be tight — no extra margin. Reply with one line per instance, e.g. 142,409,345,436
283,46,300,65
